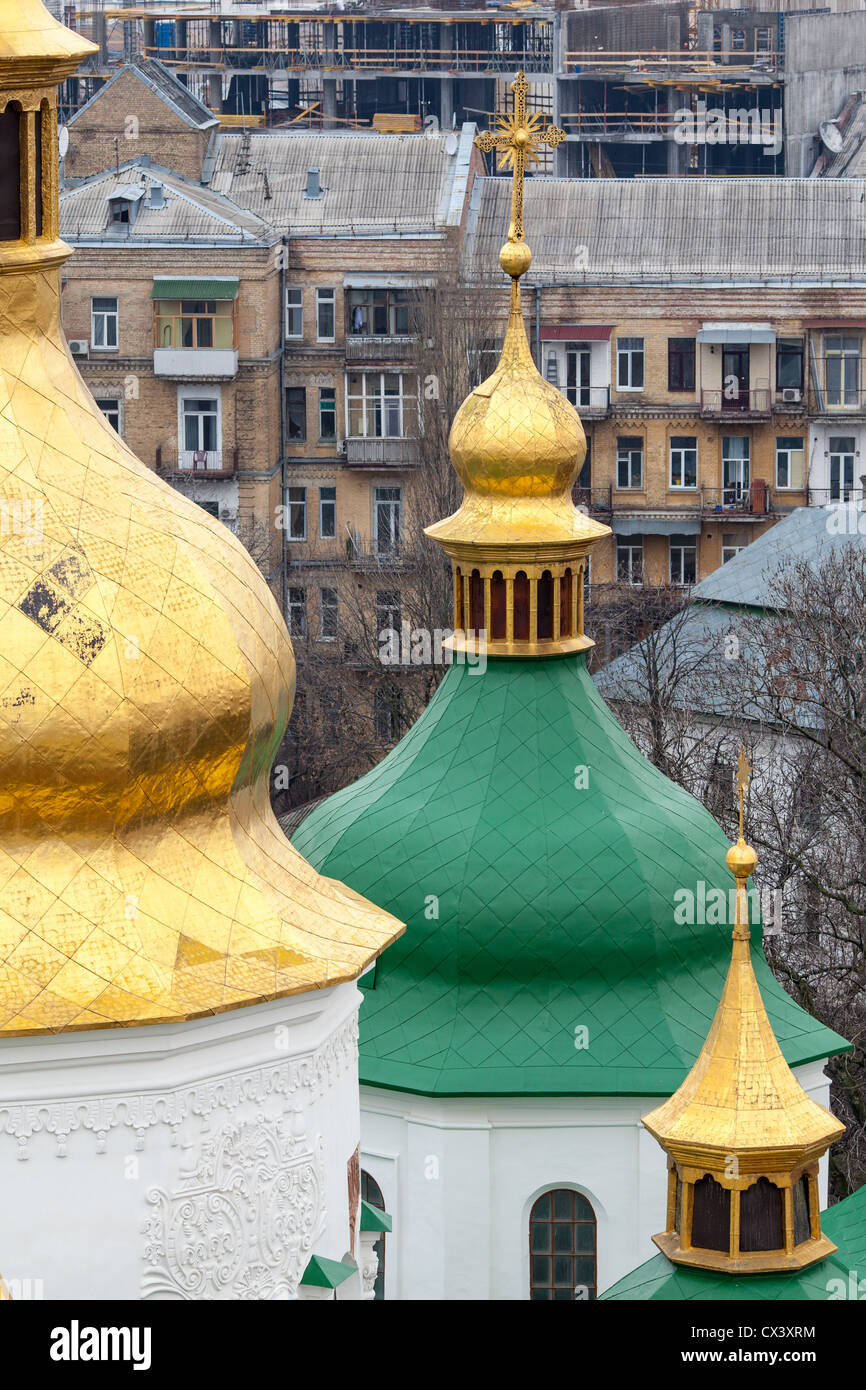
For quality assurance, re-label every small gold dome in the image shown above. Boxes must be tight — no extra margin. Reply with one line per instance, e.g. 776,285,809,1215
726,837,758,879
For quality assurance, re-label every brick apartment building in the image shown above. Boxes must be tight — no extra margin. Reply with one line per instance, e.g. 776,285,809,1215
463,175,866,591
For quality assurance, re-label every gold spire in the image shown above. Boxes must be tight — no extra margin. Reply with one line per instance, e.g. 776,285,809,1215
642,750,844,1273
0,3,403,1034
426,74,609,658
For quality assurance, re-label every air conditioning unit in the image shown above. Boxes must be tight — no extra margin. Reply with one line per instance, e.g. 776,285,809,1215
782,388,801,403
68,339,89,356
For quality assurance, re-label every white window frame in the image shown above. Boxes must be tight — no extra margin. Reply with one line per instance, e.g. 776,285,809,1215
347,372,415,439
829,436,856,501
374,486,402,556
91,296,118,351
669,436,698,490
616,337,644,392
669,537,697,587
319,586,338,640
287,485,307,541
616,539,643,585
319,484,336,539
177,386,222,470
722,436,750,505
616,437,643,490
721,535,747,564
316,287,336,342
824,335,861,409
93,396,121,434
287,586,307,638
318,387,337,441
775,436,804,491
285,286,303,340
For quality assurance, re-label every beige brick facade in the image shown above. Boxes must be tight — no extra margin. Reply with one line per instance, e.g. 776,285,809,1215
66,68,214,183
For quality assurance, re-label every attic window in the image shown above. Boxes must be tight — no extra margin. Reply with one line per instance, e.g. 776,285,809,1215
110,200,131,225
107,186,143,231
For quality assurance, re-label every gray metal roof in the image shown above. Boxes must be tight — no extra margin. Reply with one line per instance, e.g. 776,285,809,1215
208,125,474,234
463,176,866,284
60,162,273,245
68,57,218,133
691,505,866,607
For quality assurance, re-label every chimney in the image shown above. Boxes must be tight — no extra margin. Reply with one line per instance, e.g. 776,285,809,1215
147,181,165,209
304,167,322,199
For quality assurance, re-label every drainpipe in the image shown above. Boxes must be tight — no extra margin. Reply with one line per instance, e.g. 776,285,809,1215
279,234,288,620
535,283,541,371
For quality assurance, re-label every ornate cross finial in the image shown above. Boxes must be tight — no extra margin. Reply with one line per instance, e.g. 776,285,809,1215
474,72,566,244
736,745,752,840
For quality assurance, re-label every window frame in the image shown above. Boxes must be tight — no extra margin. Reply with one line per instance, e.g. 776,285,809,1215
374,485,402,556
287,586,307,638
616,538,643,585
155,297,236,351
669,435,698,490
316,287,336,342
667,337,696,393
177,387,221,468
285,385,306,443
93,396,121,434
319,485,336,539
319,586,338,640
318,386,337,441
616,336,644,392
616,436,643,490
669,535,697,587
91,295,118,352
286,485,307,542
775,338,803,393
775,435,804,491
285,286,303,340
529,1189,597,1302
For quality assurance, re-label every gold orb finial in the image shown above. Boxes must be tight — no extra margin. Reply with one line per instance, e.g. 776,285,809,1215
499,239,531,279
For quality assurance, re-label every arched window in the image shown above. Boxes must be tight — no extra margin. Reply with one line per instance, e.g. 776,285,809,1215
0,103,21,242
740,1176,784,1252
513,571,530,641
361,1169,386,1300
490,570,506,640
469,568,484,633
529,1189,596,1300
691,1173,731,1252
560,569,573,638
537,570,553,640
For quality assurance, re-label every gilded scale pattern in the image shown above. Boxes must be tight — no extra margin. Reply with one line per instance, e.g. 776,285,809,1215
0,1,403,1034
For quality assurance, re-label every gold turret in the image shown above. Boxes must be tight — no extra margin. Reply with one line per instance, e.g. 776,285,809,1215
0,1,402,1033
425,74,610,658
642,751,844,1274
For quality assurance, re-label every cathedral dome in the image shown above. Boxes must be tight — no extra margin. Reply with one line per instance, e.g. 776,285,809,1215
0,3,402,1033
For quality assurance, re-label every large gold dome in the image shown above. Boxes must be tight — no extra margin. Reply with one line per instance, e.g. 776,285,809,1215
0,2,402,1034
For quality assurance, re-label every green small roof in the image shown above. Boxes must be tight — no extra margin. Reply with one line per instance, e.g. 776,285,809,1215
151,276,239,300
360,1200,393,1233
601,1185,866,1301
300,1254,356,1289
294,655,847,1097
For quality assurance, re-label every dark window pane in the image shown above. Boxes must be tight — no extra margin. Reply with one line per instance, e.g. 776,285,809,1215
692,1174,731,1252
531,1255,551,1285
573,1192,594,1221
35,108,43,238
553,1190,572,1220
553,1288,573,1300
575,1221,595,1253
531,1223,551,1253
0,106,21,241
793,1175,811,1246
553,1223,573,1253
531,1289,551,1300
533,1194,551,1221
553,1256,572,1286
740,1177,784,1252
574,1255,595,1283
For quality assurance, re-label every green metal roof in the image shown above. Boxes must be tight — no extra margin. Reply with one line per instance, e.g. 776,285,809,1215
600,1185,866,1301
300,1255,356,1289
293,654,847,1097
150,277,239,300
360,1200,393,1234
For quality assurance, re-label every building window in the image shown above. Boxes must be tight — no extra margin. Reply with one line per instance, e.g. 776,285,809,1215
829,436,856,500
565,342,592,408
775,436,804,490
316,287,335,341
285,286,303,339
91,296,118,351
348,372,416,438
319,485,336,538
287,486,306,541
156,298,235,350
616,537,642,585
755,26,772,53
180,394,220,467
374,486,401,555
616,336,644,391
529,1190,597,1301
360,1170,387,1301
287,586,307,637
109,197,132,225
824,335,860,408
721,532,746,564
776,338,803,393
374,686,401,744
731,28,746,50
94,397,120,433
668,337,695,392
348,288,410,337
692,1175,731,1251
376,589,401,639
669,534,697,586
670,436,697,489
722,436,750,504
0,104,21,242
286,386,306,442
616,436,643,489
319,586,338,640
318,387,337,440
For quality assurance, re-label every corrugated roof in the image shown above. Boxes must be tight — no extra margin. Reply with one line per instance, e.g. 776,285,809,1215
60,163,273,244
209,129,465,233
464,177,866,283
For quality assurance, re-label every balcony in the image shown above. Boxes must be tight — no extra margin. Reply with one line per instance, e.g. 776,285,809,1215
808,387,866,416
565,387,610,417
806,486,866,506
346,548,414,573
345,335,418,364
344,437,419,467
700,388,771,420
700,485,772,518
574,486,613,515
153,347,238,379
156,445,238,479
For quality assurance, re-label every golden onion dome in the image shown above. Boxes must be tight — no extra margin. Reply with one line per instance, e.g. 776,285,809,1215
0,0,403,1034
428,242,607,550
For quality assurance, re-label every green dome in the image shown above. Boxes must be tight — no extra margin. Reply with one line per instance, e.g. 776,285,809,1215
293,655,846,1096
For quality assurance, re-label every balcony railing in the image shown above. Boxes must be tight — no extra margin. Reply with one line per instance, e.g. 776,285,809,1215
345,335,418,363
700,388,771,419
344,436,419,466
346,548,414,572
808,386,866,414
156,445,237,478
574,485,613,514
806,486,866,506
700,485,772,516
563,386,611,416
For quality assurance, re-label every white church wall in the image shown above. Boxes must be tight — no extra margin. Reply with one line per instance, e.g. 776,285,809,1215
361,1057,833,1300
0,982,364,1300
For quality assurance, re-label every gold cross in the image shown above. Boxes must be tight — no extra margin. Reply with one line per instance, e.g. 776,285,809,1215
474,72,565,244
736,746,751,840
